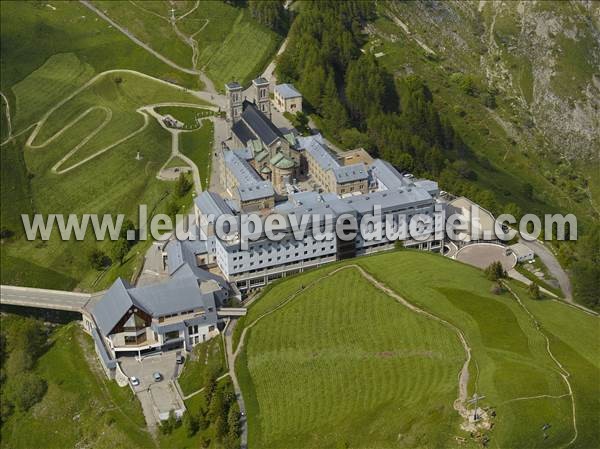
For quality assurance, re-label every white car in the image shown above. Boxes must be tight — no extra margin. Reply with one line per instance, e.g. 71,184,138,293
130,376,140,387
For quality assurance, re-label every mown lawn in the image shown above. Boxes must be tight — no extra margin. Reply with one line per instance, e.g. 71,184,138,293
0,323,154,449
1,64,207,291
179,120,214,189
236,251,599,448
238,267,465,448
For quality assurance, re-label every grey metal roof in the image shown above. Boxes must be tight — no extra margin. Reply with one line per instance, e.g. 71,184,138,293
413,179,439,196
275,83,302,99
333,163,368,184
225,81,242,90
92,278,136,336
222,150,274,201
223,150,262,186
150,321,186,334
237,182,274,201
231,120,256,146
233,147,253,160
129,276,206,317
301,135,339,172
240,101,282,146
370,159,408,190
253,77,269,85
166,238,228,289
195,191,233,217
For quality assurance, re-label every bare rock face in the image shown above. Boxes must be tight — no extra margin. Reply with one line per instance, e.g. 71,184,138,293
383,0,600,161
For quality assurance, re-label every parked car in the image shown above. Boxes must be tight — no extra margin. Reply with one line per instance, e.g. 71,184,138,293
176,354,185,365
153,372,162,382
130,376,140,387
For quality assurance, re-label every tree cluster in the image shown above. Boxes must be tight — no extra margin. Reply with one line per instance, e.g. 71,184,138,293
183,372,241,448
275,1,504,212
112,219,137,265
248,0,289,35
485,261,507,282
570,225,600,310
0,316,48,424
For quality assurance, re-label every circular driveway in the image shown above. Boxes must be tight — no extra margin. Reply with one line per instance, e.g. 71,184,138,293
455,243,516,272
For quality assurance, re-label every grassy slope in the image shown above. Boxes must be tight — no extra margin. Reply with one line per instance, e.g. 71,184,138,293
0,323,154,449
237,251,599,449
1,67,205,291
178,336,226,396
0,1,207,290
91,0,280,90
239,267,464,448
180,120,214,190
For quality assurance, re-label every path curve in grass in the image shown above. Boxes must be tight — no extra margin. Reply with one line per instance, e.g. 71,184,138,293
0,91,12,144
503,281,579,447
229,264,476,445
23,69,214,177
80,0,201,75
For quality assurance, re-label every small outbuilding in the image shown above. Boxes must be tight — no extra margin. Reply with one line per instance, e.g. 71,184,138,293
274,83,302,114
509,242,535,262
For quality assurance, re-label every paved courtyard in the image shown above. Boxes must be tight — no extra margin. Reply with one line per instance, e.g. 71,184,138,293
119,351,185,427
455,243,516,272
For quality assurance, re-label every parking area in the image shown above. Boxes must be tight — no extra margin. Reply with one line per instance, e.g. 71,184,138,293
455,243,516,272
119,351,185,426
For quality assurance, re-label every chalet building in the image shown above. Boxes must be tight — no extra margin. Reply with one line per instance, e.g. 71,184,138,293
82,235,233,379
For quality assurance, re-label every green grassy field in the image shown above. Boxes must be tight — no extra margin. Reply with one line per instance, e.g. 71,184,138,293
236,251,599,449
1,66,205,291
178,337,226,396
91,0,281,90
0,1,200,111
180,120,214,189
0,323,154,449
0,1,216,291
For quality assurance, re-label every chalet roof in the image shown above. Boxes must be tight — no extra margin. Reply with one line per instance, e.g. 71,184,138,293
92,278,138,336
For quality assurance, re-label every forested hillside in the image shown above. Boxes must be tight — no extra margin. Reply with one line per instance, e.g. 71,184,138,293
276,0,599,310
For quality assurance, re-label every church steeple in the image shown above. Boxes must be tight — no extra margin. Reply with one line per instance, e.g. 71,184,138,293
252,77,271,119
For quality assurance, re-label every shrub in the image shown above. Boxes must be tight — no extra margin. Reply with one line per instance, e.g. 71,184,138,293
528,282,541,300
485,261,507,281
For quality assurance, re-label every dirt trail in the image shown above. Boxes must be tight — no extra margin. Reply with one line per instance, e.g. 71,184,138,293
502,281,578,447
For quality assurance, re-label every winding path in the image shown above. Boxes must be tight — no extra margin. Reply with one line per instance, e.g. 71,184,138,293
502,281,579,447
23,69,214,178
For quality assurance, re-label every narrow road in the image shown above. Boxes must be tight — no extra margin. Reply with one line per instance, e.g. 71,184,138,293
0,285,91,312
519,236,573,301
